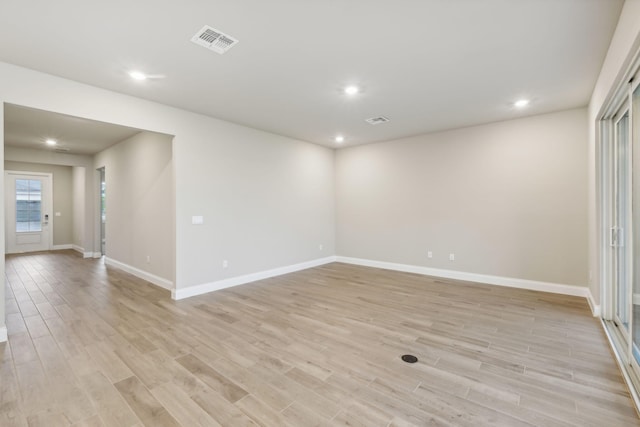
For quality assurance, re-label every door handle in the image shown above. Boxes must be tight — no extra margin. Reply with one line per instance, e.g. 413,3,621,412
610,227,624,247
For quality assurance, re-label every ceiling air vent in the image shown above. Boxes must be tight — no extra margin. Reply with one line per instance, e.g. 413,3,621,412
54,147,70,153
191,25,238,54
365,116,390,125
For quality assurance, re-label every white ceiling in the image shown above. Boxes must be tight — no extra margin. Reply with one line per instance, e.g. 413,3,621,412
0,0,625,148
4,104,142,155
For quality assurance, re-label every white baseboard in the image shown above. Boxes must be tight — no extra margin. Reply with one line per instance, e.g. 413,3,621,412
335,256,589,298
71,245,93,258
0,326,7,343
173,256,337,300
72,243,101,258
587,288,602,317
52,244,73,250
104,257,173,291
173,255,591,303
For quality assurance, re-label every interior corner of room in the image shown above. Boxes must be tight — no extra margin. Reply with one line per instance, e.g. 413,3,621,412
1,0,640,423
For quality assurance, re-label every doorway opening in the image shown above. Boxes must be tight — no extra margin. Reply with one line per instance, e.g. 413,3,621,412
99,167,105,256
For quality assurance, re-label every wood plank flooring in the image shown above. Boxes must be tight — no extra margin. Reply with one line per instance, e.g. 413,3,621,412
1,250,639,426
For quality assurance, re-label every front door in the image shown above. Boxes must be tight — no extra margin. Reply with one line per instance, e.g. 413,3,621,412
4,171,52,253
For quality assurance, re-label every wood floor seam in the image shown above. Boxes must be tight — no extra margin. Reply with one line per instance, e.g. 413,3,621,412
1,251,638,426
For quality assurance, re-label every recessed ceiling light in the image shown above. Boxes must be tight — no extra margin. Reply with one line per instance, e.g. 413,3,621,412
514,99,530,108
129,71,147,81
335,135,345,143
45,139,57,146
344,85,359,95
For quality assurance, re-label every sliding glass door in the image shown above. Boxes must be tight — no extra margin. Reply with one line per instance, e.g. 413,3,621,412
605,71,640,393
613,107,630,336
632,82,640,365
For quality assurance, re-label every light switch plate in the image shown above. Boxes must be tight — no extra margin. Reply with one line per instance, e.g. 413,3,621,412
192,215,204,225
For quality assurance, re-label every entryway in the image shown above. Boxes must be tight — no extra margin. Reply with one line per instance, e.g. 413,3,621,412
4,171,52,253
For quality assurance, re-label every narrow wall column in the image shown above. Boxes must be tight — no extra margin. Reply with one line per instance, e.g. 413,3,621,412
0,103,6,342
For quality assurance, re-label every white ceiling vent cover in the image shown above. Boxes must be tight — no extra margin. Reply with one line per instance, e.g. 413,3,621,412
365,116,390,125
191,25,238,54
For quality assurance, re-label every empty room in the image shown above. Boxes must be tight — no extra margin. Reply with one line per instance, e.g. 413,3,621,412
1,0,640,426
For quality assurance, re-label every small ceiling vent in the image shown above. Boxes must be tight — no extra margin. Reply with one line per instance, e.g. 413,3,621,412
191,25,239,54
53,147,70,152
365,116,390,125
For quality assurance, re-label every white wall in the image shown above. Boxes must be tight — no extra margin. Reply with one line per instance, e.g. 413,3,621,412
4,161,73,246
589,0,640,305
0,61,336,306
336,108,588,287
94,131,174,283
177,125,335,287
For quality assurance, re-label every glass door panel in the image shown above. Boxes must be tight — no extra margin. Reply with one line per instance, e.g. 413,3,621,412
614,109,630,334
15,179,42,232
632,82,640,364
602,62,640,410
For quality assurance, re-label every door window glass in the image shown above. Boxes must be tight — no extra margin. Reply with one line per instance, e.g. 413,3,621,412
15,179,42,232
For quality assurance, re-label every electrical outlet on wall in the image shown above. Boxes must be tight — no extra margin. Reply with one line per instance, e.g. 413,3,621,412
146,255,151,263
319,244,323,251
449,253,455,261
222,260,228,269
427,251,433,258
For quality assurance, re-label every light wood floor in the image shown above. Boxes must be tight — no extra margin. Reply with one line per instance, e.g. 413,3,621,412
1,250,639,427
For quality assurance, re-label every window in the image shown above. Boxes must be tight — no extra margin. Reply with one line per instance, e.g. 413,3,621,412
16,179,42,232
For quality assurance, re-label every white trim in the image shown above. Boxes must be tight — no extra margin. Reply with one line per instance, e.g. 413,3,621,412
172,254,592,303
587,288,602,317
71,245,94,258
0,326,7,343
172,256,337,300
52,244,73,250
633,293,640,306
104,257,173,291
335,256,589,298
